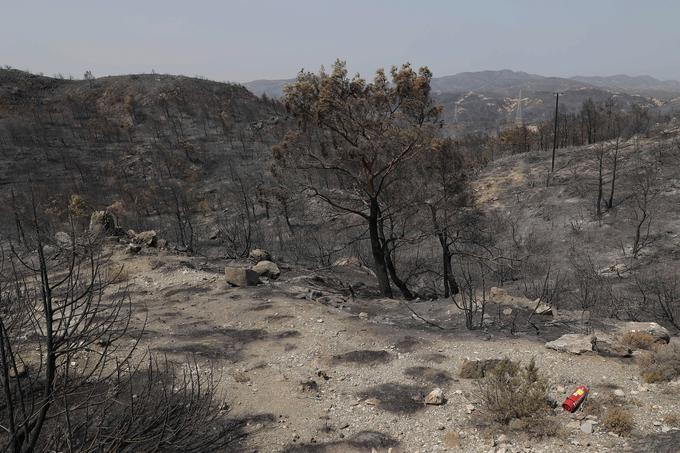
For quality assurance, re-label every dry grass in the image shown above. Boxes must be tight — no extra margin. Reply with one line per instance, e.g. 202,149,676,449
621,331,656,350
107,265,131,284
477,358,550,425
459,359,501,379
603,407,634,436
638,343,680,383
663,413,680,428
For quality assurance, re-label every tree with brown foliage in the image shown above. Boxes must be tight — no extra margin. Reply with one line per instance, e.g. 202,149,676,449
273,61,441,298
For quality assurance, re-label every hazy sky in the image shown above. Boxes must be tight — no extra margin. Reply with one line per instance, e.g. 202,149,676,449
2,0,679,82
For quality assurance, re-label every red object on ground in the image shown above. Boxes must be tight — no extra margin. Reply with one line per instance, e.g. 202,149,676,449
562,386,589,412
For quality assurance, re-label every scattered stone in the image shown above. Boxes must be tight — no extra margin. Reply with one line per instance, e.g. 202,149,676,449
465,404,475,414
224,267,260,287
249,248,271,263
364,397,380,406
557,385,566,393
502,308,513,316
425,388,445,405
358,312,369,319
250,260,280,279
443,431,461,448
581,420,595,434
614,389,625,397
545,334,593,354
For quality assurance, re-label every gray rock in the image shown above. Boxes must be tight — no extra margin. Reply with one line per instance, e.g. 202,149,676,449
581,420,595,434
132,230,157,247
224,267,260,287
248,248,271,263
592,335,632,358
545,334,594,355
619,322,670,344
54,231,72,247
251,260,280,279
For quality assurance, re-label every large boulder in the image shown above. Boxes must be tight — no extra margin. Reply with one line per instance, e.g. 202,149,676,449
592,335,632,358
251,260,280,279
618,322,670,344
545,334,594,355
225,267,260,287
132,230,158,247
248,249,271,263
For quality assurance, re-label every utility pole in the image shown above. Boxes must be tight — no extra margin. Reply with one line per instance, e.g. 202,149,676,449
551,92,560,172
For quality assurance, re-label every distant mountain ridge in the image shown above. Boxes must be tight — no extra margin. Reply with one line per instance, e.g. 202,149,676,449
244,69,680,99
244,78,294,99
243,69,671,134
570,74,680,97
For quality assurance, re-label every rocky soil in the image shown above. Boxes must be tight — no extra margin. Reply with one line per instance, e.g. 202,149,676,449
103,242,680,453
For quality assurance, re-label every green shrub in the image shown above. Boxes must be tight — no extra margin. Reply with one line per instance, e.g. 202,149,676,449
477,358,550,424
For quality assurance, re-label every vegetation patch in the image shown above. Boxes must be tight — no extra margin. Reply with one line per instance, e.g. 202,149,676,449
459,358,502,379
638,343,680,383
477,358,550,424
603,407,634,436
621,331,655,350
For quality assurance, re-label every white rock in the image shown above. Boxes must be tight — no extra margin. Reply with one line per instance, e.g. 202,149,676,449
581,420,595,434
425,388,445,405
251,260,280,279
545,334,594,354
614,389,625,397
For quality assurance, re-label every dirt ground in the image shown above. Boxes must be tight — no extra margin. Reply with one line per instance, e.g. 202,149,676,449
108,246,680,453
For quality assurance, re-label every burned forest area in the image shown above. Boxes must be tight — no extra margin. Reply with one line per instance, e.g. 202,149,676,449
1,61,680,453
